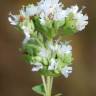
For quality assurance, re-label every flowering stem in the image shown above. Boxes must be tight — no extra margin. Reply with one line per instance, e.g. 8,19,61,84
41,75,54,96
41,75,47,96
47,76,51,96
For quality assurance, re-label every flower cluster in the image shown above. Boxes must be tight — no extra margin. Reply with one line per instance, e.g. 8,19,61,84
31,41,73,78
22,32,73,78
8,0,88,78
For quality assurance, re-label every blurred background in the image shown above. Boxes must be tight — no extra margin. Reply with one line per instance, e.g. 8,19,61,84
0,0,96,96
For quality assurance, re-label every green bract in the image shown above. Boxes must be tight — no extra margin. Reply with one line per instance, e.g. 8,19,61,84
63,13,77,35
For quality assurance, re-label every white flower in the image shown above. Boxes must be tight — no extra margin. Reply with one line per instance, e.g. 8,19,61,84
32,62,43,72
21,26,30,44
38,0,65,23
49,42,72,55
53,9,67,21
8,13,19,25
66,5,88,31
66,5,79,14
60,44,72,54
48,42,60,52
48,58,58,70
25,4,39,16
39,48,48,58
75,13,88,31
40,18,46,25
19,7,26,17
38,0,61,15
39,12,46,25
19,5,40,17
61,66,72,78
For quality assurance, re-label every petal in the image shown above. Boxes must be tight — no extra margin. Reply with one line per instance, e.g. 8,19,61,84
8,17,17,25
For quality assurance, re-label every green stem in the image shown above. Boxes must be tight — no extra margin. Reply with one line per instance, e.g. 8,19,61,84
41,75,47,96
47,76,51,96
35,38,44,47
41,75,53,96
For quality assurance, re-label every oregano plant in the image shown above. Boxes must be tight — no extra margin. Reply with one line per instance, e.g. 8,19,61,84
8,0,88,96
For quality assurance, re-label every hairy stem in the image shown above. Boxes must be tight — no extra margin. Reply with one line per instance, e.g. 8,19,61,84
41,75,47,96
41,75,54,96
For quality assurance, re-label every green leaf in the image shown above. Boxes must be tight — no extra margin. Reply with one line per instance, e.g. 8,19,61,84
33,16,56,40
32,84,45,95
33,16,46,37
54,20,65,30
46,20,53,29
63,13,77,35
23,43,40,56
63,53,73,65
23,55,32,63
